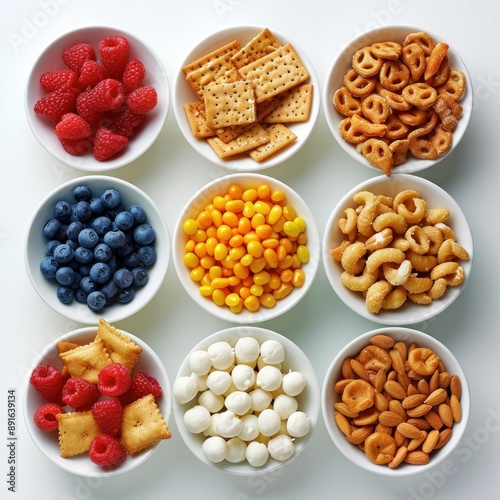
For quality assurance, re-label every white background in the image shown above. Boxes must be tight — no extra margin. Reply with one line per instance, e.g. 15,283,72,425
2,1,499,499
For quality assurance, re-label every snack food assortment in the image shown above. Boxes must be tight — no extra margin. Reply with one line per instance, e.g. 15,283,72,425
332,31,466,175
332,333,462,468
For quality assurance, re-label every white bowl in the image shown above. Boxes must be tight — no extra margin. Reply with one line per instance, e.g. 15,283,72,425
173,326,321,475
323,25,473,174
25,26,169,171
24,175,170,324
173,25,320,171
322,326,470,476
23,326,172,477
172,173,320,323
322,174,473,325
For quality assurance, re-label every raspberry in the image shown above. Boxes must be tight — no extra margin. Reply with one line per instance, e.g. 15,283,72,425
86,78,125,112
34,87,79,124
79,60,109,87
126,86,158,115
60,137,93,156
62,378,100,410
40,69,80,92
30,364,66,405
98,36,129,79
122,58,145,92
33,403,65,432
107,109,144,137
55,113,92,140
76,90,104,130
62,43,96,73
91,398,123,435
119,372,162,406
98,363,131,396
93,127,128,161
89,433,127,469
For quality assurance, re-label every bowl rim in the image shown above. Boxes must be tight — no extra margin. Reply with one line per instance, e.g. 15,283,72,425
172,24,320,172
322,24,473,175
172,325,321,475
24,175,170,324
172,172,320,324
321,173,474,325
321,326,470,477
23,325,172,477
25,25,169,172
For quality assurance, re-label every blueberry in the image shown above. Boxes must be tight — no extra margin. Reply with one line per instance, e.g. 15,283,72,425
43,219,61,239
53,200,72,221
133,223,155,245
91,216,113,236
74,288,88,303
116,287,135,304
66,221,84,241
78,228,99,248
114,211,135,231
122,252,140,268
79,264,91,277
44,240,61,256
89,197,105,215
101,279,118,300
138,246,156,266
57,224,68,241
89,262,112,284
113,268,133,289
74,246,94,264
130,204,146,224
40,256,58,279
131,267,149,286
94,243,112,262
57,286,74,304
104,228,126,248
87,291,106,311
73,185,92,202
116,241,134,258
55,266,75,286
79,276,96,294
75,201,92,222
70,271,82,290
101,188,121,209
105,204,126,220
65,239,78,250
53,243,74,264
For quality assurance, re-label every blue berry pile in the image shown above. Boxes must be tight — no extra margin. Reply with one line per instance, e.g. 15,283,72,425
39,184,156,312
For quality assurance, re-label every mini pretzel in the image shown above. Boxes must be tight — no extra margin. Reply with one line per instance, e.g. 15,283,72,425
397,108,428,126
429,125,453,154
361,94,392,124
341,241,367,274
365,280,393,314
427,57,451,87
403,32,436,56
339,117,367,144
438,69,466,100
389,139,410,166
402,42,426,81
333,87,362,117
424,42,449,81
408,135,438,160
372,212,408,234
382,286,408,310
371,41,402,60
402,83,438,108
384,115,410,140
344,69,377,97
357,138,393,175
365,228,393,252
351,113,387,137
439,93,463,119
379,60,410,92
378,86,412,111
352,46,384,78
383,260,412,286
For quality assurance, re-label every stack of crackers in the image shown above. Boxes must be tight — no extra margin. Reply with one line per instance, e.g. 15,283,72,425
55,319,171,460
182,28,314,162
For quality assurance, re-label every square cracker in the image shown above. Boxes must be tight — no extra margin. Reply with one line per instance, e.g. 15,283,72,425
262,83,313,123
204,81,256,129
59,337,111,384
207,123,270,159
182,40,240,76
230,28,282,69
183,102,215,139
96,318,142,372
248,124,297,162
57,411,101,458
238,43,310,103
121,394,171,456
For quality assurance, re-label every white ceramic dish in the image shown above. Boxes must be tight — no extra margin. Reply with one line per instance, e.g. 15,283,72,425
173,173,320,323
322,174,473,325
173,25,320,171
24,175,170,324
25,26,169,171
323,25,473,174
23,326,172,477
322,326,470,476
173,326,321,475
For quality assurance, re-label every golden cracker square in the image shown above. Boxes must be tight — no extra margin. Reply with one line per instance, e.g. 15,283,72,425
230,28,282,69
182,40,240,76
262,83,313,123
56,411,101,458
183,102,216,139
248,124,297,162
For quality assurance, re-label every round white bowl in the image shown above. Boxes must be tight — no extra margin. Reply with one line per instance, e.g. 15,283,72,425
25,26,169,171
322,326,470,476
23,326,172,477
24,175,170,324
173,326,321,475
322,173,473,325
173,25,320,171
173,173,320,323
323,25,473,174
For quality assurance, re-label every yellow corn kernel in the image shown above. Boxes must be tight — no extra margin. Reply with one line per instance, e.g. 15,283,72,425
280,269,293,283
212,288,226,306
267,204,283,225
199,285,214,297
242,201,256,218
268,272,281,290
211,277,230,289
230,301,243,314
183,218,198,235
247,240,264,258
228,184,243,199
240,253,253,267
255,224,272,240
213,243,228,261
210,209,223,227
282,205,297,221
213,195,226,211
296,232,308,245
190,265,205,282
262,237,279,249
200,255,216,269
194,242,207,258
229,246,246,262
209,266,223,280
273,282,293,300
257,184,271,199
237,216,252,235
244,295,260,312
228,275,242,287
272,215,286,233
216,224,232,242
183,252,199,268
225,292,241,307
225,199,245,214
271,189,286,203
292,269,306,288
229,234,244,248
222,211,239,228
294,217,306,233
283,221,300,238
196,210,212,228
253,270,271,286
249,257,266,274
250,284,264,297
185,239,196,252
221,255,235,269
263,248,278,269
200,273,212,286
259,293,276,308
296,244,310,263
192,229,207,243
205,237,218,256
279,255,294,270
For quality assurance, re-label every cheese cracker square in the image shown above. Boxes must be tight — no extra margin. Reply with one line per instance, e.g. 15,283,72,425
56,411,101,458
262,83,313,123
182,40,240,76
230,28,282,69
183,102,216,139
248,124,297,162
207,123,269,158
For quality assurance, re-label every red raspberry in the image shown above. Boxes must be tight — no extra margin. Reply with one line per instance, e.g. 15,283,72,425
62,378,100,410
98,363,131,396
89,433,127,469
91,398,123,435
34,87,79,124
62,43,96,73
107,109,144,137
85,78,125,112
60,137,93,156
122,58,145,92
93,127,128,161
79,60,109,87
76,90,104,130
33,403,65,432
126,86,158,115
55,113,92,140
98,36,129,79
119,372,162,406
30,364,66,405
40,69,80,92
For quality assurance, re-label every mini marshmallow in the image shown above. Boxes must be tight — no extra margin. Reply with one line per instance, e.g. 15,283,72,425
234,337,260,365
207,341,235,370
173,375,198,404
188,349,212,375
256,365,282,392
203,413,220,437
260,339,285,365
282,370,307,397
238,414,259,442
245,441,269,467
202,436,228,463
257,408,281,437
190,372,208,392
206,370,232,395
268,434,295,461
273,394,298,420
287,411,311,438
231,364,256,391
249,388,273,412
225,437,247,463
225,391,252,416
198,389,225,413
217,410,242,438
183,405,211,434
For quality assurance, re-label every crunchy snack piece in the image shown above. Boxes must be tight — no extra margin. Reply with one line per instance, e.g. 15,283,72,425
248,123,297,162
57,341,81,377
357,138,393,176
121,394,171,456
183,102,216,139
57,410,101,458
207,122,269,158
230,27,281,69
182,40,241,76
262,83,313,123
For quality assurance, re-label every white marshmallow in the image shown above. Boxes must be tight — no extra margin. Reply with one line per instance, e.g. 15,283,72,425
207,341,234,370
260,339,285,365
238,414,259,442
282,370,307,397
256,365,282,392
190,372,208,392
217,410,242,438
173,376,198,404
225,391,252,416
267,434,295,461
249,388,273,412
183,405,211,434
198,389,225,413
257,408,281,437
203,413,220,437
287,411,311,438
234,337,260,364
245,441,269,467
231,364,256,391
206,370,232,396
188,350,212,375
202,436,228,463
225,437,247,463
273,394,298,420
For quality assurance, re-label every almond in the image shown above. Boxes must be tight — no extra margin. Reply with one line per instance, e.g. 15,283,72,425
407,432,427,451
384,380,407,400
417,379,430,395
450,374,462,398
333,402,359,419
438,371,452,389
393,341,408,363
375,423,393,435
350,358,371,382
424,409,444,430
388,445,408,469
342,357,357,379
422,429,440,454
404,450,430,465
429,369,440,393
407,417,431,431
390,349,406,375
406,403,432,418
346,425,374,445
394,429,408,448
450,394,462,423
389,399,407,421
370,334,395,349
438,403,454,428
374,391,389,412
353,407,381,426
334,411,353,436
379,410,405,427
397,422,425,439
335,378,355,394
374,368,387,393
434,428,453,450
424,388,448,406
402,393,427,409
